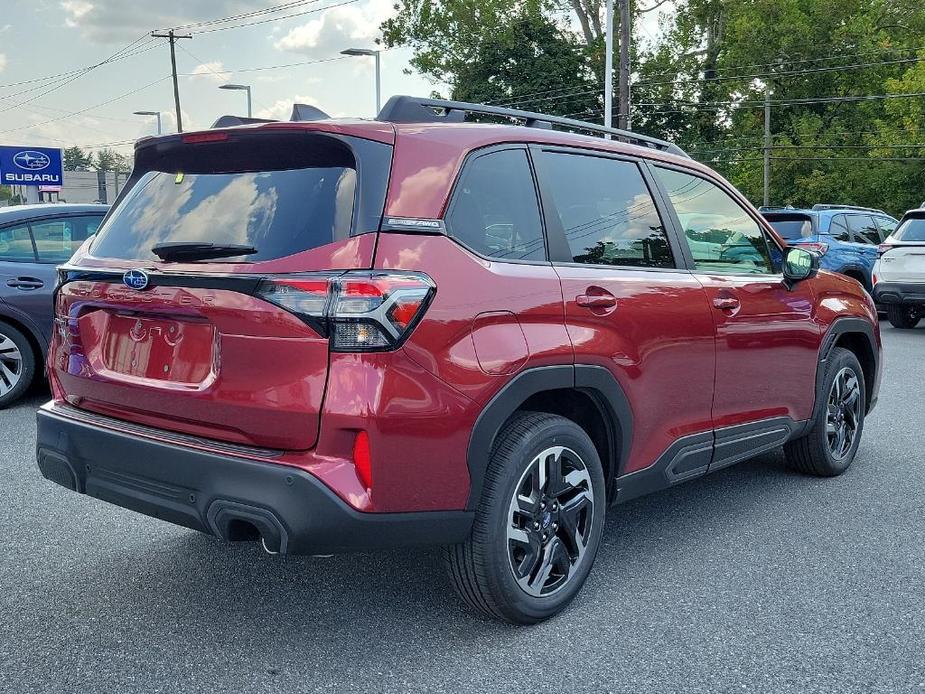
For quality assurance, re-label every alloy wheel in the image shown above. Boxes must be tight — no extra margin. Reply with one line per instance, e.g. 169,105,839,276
826,366,861,461
0,332,23,397
506,446,595,597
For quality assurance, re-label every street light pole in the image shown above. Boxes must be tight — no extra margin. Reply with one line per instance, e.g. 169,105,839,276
341,48,381,115
219,84,252,118
133,110,163,135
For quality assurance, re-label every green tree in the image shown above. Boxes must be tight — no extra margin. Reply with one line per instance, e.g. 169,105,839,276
93,148,131,174
63,146,93,171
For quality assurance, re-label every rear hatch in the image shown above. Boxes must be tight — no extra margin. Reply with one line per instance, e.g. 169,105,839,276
878,214,925,283
50,125,393,450
762,212,816,241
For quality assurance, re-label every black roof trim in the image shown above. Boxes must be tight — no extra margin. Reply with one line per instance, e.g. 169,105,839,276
376,95,689,157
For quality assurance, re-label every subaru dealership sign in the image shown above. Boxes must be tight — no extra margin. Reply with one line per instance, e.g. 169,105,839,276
0,146,63,186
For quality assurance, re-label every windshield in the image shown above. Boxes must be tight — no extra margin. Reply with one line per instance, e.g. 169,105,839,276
90,166,356,262
764,215,814,240
893,217,925,242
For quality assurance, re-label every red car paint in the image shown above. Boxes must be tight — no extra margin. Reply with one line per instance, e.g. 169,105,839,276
46,117,881,518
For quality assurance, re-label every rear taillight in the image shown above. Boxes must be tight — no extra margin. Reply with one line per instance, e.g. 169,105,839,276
878,243,894,258
256,271,435,352
794,241,829,256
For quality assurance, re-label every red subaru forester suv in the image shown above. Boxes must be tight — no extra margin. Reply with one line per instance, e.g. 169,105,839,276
37,97,881,624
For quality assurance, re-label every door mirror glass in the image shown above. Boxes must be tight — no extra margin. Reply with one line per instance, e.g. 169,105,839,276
783,247,817,284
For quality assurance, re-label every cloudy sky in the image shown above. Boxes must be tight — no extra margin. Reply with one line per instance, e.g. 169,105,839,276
0,0,669,156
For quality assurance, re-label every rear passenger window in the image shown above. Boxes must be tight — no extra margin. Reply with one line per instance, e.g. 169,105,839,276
32,216,102,263
0,224,35,262
538,152,674,268
876,216,897,238
446,148,545,261
847,215,880,245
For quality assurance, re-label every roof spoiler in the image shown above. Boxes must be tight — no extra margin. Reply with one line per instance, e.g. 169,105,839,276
210,104,331,129
376,95,688,157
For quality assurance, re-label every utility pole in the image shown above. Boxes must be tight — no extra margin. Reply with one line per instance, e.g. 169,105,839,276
150,29,192,132
763,86,771,207
604,0,614,132
618,0,631,130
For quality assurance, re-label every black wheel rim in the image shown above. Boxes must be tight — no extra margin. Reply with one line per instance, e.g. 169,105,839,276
826,366,861,461
506,446,595,597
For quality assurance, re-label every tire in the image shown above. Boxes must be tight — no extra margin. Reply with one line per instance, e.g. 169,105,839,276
445,411,606,624
886,304,920,330
784,347,865,477
0,322,36,408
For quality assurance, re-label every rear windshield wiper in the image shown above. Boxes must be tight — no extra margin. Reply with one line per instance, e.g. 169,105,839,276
151,242,257,262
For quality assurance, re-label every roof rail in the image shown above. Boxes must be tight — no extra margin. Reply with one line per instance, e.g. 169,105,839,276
376,95,689,158
757,205,796,211
811,203,886,214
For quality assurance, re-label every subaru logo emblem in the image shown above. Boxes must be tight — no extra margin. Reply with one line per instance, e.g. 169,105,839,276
12,150,51,171
123,269,150,290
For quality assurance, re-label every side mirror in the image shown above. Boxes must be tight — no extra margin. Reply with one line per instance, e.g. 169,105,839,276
783,247,819,289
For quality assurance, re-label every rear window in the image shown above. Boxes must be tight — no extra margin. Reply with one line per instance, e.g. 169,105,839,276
894,217,925,242
89,131,391,263
764,214,814,240
91,167,356,262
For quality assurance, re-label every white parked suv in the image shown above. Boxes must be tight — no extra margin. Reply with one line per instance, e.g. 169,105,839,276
873,209,925,329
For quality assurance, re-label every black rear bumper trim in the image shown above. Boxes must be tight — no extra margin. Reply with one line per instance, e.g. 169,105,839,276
873,282,925,306
36,403,473,554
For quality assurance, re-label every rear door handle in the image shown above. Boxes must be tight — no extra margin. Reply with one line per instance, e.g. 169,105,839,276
712,296,740,310
7,277,44,290
576,293,617,309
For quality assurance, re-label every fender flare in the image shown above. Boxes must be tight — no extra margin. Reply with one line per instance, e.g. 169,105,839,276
809,317,879,430
465,364,633,510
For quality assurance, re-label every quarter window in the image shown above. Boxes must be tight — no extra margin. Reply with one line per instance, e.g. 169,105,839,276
539,152,674,268
446,148,545,261
654,167,774,274
828,215,850,241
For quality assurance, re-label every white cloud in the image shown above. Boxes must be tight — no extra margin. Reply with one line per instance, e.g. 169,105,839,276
0,54,6,73
58,0,253,43
256,94,320,121
188,62,228,84
274,0,392,57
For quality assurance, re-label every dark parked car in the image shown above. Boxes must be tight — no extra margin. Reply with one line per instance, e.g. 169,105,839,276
35,98,880,624
0,203,107,406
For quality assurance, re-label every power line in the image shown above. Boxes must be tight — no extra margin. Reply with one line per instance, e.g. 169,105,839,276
0,36,159,112
184,0,360,35
0,76,171,136
156,0,325,32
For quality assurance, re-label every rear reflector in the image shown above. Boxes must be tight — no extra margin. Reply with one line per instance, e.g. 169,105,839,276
255,271,435,352
353,430,372,491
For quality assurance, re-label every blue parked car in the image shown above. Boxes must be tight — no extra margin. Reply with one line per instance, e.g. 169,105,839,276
760,204,897,290
0,203,108,407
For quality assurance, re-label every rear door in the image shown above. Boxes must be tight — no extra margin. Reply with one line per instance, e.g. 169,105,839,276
651,164,819,431
0,214,102,343
533,146,716,477
51,129,392,451
845,214,880,281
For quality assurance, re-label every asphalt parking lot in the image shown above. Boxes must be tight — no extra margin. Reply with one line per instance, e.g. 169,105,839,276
1,324,923,694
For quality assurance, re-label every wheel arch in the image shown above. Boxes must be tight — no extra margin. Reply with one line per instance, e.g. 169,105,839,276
816,317,878,417
0,309,46,374
465,365,632,509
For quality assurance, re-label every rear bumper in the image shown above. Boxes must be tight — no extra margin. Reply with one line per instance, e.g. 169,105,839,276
35,402,473,554
872,282,925,306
